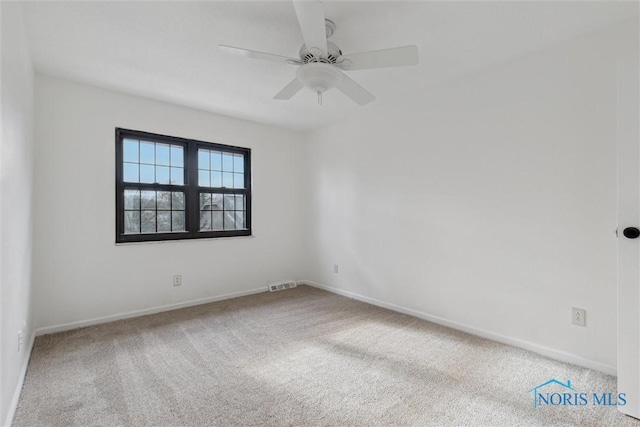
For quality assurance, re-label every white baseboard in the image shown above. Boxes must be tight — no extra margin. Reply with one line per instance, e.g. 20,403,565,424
4,331,36,427
300,280,617,376
35,287,266,336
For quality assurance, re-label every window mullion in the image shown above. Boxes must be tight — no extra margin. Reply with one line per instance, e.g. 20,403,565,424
187,142,199,237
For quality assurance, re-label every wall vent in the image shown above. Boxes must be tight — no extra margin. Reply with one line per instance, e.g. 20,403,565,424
268,281,297,292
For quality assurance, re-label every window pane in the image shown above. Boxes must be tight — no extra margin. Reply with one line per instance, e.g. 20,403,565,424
235,195,245,210
172,211,185,231
200,193,212,210
170,167,184,185
170,146,183,167
233,154,244,173
224,194,235,210
212,211,223,230
172,192,185,210
200,211,212,231
222,153,233,172
141,211,156,233
236,211,245,229
157,191,171,210
198,150,210,169
222,172,233,188
199,170,210,187
211,151,222,171
211,171,222,187
124,190,140,209
156,143,170,166
233,173,244,189
141,190,156,209
156,166,170,184
123,139,139,163
124,211,140,234
140,141,155,164
123,163,139,183
157,211,171,232
140,165,154,183
223,211,235,229
211,194,223,210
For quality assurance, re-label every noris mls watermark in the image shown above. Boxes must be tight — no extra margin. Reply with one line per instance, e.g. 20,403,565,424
528,379,626,408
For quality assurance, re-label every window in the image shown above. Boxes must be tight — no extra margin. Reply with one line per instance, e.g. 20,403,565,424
116,128,251,243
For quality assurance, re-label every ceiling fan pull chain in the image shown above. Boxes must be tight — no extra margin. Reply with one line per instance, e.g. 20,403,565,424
318,91,322,106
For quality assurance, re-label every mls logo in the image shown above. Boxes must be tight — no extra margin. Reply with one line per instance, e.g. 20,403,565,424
528,379,626,408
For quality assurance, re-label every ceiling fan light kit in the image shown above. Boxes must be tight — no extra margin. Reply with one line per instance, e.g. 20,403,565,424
219,0,419,106
296,63,342,105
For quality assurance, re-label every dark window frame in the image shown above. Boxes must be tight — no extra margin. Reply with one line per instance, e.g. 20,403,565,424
115,128,252,243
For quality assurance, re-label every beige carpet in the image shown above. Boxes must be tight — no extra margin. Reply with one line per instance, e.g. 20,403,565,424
13,285,640,426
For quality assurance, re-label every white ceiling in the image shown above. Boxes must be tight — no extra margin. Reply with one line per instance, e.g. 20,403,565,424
22,1,637,132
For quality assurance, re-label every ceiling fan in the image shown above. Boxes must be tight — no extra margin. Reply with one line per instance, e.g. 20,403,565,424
219,0,419,106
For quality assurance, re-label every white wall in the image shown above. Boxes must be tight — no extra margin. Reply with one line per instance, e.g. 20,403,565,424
1,3,35,425
303,23,636,372
33,75,307,330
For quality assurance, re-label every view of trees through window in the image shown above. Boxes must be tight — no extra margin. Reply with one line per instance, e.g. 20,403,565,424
124,190,185,234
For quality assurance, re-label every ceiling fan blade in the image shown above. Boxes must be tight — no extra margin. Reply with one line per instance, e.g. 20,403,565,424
335,71,375,106
337,46,419,71
219,45,301,65
293,0,328,56
274,78,304,100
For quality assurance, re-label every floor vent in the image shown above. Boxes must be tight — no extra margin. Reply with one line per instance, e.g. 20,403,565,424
268,281,297,292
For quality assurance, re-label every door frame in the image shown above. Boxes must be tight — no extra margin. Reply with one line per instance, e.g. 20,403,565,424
617,48,640,419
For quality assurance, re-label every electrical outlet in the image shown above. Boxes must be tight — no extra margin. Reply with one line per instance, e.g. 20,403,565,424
333,264,339,274
173,275,182,286
572,307,586,327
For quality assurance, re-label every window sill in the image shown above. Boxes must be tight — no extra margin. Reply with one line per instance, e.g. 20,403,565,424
115,234,255,246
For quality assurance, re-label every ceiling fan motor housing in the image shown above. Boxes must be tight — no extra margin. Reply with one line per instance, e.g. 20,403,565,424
299,41,342,64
